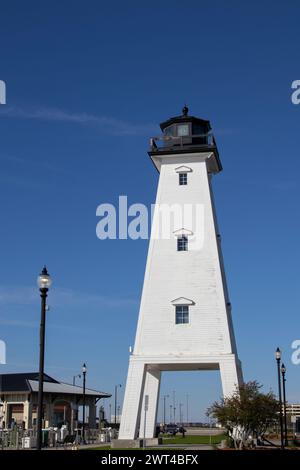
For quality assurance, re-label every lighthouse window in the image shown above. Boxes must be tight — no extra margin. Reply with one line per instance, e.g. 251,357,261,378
164,125,175,136
177,235,188,252
177,124,189,137
179,173,187,185
175,305,189,324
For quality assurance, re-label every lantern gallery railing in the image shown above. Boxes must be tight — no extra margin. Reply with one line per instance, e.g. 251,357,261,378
149,133,217,151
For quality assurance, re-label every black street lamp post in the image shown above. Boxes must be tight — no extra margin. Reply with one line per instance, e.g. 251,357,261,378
163,395,169,427
36,266,52,451
179,403,183,424
115,384,121,426
173,390,176,423
82,363,87,444
281,363,288,447
186,394,189,423
275,347,284,449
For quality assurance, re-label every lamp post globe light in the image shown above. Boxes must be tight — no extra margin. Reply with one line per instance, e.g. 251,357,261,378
281,363,288,447
36,266,52,451
82,363,87,444
275,347,281,361
275,347,284,449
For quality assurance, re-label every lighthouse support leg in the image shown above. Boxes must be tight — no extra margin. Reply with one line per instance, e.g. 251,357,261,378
139,368,161,439
219,355,243,398
118,358,146,440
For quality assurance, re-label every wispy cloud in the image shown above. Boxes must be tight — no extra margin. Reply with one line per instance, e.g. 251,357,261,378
1,361,80,374
0,152,68,176
0,285,138,309
50,287,138,308
0,105,156,136
0,287,36,305
0,318,36,328
0,317,88,332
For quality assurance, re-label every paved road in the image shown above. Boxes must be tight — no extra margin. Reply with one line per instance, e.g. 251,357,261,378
185,427,224,436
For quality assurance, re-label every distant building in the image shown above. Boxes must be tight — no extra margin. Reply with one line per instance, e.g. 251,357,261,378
285,403,300,416
0,372,111,430
284,403,300,430
110,414,122,424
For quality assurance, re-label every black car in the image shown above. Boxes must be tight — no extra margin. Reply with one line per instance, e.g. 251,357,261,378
164,424,178,435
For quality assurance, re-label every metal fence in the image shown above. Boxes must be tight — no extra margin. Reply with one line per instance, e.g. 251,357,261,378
0,427,110,449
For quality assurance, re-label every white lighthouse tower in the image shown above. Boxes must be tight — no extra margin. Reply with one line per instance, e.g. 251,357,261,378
119,107,243,441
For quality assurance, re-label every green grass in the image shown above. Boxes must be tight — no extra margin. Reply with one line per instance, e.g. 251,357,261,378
86,446,111,450
162,433,226,445
86,433,226,450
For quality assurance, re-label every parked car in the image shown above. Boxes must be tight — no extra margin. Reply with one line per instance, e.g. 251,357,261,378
164,424,178,435
177,426,187,435
155,425,161,437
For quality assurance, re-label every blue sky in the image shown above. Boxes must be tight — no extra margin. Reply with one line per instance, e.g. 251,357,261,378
0,0,299,422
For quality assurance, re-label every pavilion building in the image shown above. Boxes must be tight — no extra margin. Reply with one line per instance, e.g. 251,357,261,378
0,372,111,430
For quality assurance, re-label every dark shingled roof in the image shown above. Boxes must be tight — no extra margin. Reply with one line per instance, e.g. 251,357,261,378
0,372,58,393
0,373,112,398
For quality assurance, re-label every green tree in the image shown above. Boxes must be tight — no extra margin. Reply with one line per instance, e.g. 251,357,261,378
207,381,279,449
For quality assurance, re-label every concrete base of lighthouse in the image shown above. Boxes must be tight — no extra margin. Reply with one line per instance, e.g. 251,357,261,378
118,354,243,440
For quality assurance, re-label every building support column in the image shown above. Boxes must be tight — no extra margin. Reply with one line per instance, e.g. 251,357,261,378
23,400,33,430
88,401,97,429
71,401,79,434
45,401,54,428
